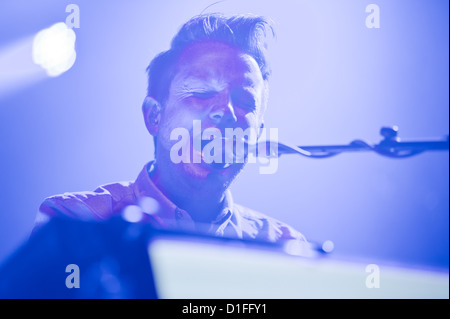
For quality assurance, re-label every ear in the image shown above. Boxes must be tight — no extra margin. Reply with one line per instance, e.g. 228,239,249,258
142,96,162,136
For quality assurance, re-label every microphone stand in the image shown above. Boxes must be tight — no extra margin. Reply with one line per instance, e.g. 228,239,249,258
256,126,449,159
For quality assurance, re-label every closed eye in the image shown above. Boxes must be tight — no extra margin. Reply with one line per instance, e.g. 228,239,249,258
230,88,258,112
191,91,217,99
241,100,257,111
233,96,257,112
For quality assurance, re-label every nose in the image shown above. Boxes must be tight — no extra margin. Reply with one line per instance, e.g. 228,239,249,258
209,96,238,128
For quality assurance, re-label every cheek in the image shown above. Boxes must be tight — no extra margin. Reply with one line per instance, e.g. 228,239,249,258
157,103,204,150
162,99,194,128
158,112,188,148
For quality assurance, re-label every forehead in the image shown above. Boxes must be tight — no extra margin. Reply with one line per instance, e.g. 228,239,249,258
173,41,263,88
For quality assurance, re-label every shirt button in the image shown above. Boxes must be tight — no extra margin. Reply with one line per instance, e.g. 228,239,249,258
175,209,183,220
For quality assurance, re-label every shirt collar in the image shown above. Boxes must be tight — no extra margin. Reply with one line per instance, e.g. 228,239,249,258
132,161,234,235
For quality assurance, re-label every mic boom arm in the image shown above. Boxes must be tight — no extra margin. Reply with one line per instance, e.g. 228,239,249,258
256,126,450,159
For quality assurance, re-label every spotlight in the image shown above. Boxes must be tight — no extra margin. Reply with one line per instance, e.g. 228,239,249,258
32,22,76,77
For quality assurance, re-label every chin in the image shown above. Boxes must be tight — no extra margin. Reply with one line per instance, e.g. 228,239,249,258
180,161,244,190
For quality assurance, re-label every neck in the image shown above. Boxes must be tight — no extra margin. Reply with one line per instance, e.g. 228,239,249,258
150,164,226,223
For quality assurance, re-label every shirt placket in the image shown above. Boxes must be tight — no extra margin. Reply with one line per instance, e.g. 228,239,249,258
174,207,196,232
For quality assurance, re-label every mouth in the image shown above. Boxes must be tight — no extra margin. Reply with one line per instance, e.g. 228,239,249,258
192,135,249,170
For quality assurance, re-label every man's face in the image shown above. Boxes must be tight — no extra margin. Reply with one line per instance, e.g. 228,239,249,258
155,41,268,192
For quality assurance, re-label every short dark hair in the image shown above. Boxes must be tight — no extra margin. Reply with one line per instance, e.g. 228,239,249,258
146,13,274,105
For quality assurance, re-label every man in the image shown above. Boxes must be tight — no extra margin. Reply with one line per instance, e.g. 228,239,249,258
34,13,307,249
